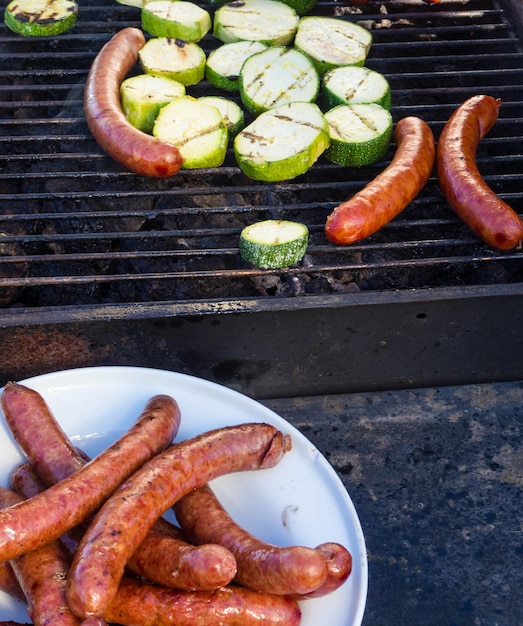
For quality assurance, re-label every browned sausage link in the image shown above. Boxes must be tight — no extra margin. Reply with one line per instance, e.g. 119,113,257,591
1,383,84,487
175,484,328,596
104,577,301,626
66,423,291,618
84,27,184,177
0,387,181,560
436,94,523,250
293,541,352,600
127,524,238,591
3,385,237,593
0,488,105,626
325,116,435,244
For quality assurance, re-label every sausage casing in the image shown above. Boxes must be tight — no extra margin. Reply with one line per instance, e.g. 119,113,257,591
175,483,329,596
325,116,435,244
66,423,291,618
0,387,181,560
84,27,184,177
436,94,523,250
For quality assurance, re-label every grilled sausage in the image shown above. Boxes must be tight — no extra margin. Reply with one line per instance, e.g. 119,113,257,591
325,116,435,244
436,94,523,250
104,577,301,626
175,484,328,596
0,487,105,626
3,383,237,592
0,561,25,602
66,423,291,618
293,541,352,599
84,27,184,177
0,387,181,560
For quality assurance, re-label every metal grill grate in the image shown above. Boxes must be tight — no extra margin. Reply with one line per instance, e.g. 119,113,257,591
1,0,522,318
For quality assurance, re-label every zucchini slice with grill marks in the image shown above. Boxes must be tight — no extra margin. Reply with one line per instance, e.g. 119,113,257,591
153,96,228,169
206,40,268,92
141,1,211,42
139,37,207,86
323,103,392,168
234,101,330,182
294,16,372,75
198,96,246,137
4,0,78,36
239,46,319,115
120,74,186,134
239,220,309,269
213,0,299,46
323,65,392,110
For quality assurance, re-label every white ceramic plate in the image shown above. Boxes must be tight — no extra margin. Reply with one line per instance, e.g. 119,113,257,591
0,366,368,625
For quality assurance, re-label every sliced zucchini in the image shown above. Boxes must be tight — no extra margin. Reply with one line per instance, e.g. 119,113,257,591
239,46,319,116
206,40,268,92
153,96,228,169
116,0,145,7
139,37,207,86
213,0,299,46
234,101,330,182
4,0,78,37
323,103,392,168
323,65,391,110
141,1,212,42
294,16,372,75
198,96,245,137
120,74,186,134
239,220,309,269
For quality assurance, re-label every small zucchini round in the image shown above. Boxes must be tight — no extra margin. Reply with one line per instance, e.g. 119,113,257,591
239,220,309,269
4,0,78,37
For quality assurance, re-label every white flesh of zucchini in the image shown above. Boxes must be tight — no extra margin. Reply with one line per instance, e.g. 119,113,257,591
239,220,309,269
206,40,268,91
138,37,207,86
239,46,319,115
213,0,299,46
294,16,372,73
141,1,211,41
153,96,228,169
234,101,330,181
323,65,391,109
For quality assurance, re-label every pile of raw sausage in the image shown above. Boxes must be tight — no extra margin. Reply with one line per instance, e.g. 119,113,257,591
0,382,353,626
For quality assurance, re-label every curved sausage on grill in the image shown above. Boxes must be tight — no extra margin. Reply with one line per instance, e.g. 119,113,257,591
325,116,435,244
436,94,523,250
84,27,184,177
65,423,291,618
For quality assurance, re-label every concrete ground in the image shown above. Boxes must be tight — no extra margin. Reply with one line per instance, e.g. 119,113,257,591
263,380,523,626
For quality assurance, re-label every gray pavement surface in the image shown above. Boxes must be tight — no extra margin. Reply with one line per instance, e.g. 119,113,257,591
263,380,523,626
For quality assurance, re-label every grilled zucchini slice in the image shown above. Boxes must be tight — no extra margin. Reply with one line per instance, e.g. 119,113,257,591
239,220,309,269
213,0,299,46
206,40,268,92
198,96,246,137
323,103,392,167
294,16,372,75
234,101,330,182
153,96,228,169
141,1,211,42
239,46,319,115
4,0,78,37
323,65,392,110
139,37,207,86
120,74,186,134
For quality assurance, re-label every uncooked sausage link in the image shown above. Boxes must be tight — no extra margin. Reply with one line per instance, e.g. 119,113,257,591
0,386,181,560
175,483,329,596
66,423,291,618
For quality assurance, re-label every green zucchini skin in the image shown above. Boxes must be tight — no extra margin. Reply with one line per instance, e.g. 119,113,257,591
239,220,309,269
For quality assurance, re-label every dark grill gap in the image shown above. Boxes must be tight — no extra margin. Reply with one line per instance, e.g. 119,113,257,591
0,0,522,395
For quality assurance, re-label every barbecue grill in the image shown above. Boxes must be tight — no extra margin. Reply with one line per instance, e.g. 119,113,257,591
1,0,522,397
